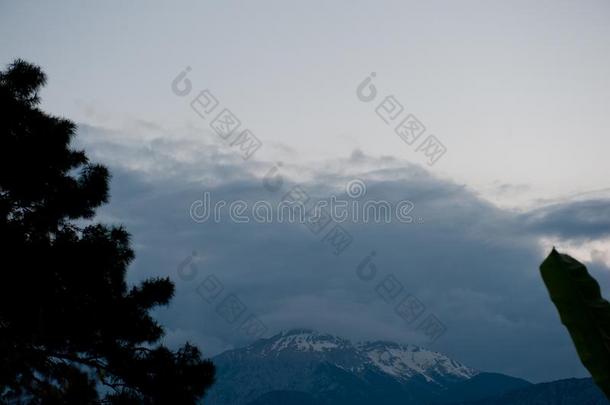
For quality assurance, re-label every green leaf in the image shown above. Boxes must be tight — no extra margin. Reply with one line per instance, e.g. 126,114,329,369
540,248,610,399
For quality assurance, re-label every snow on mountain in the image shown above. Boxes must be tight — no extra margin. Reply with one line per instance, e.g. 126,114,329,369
359,341,478,382
206,329,527,405
231,328,478,384
265,329,351,354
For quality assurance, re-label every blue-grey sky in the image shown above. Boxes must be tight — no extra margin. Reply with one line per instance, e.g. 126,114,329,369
2,0,610,383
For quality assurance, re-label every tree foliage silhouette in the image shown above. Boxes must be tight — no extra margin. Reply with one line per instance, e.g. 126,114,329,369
0,60,215,404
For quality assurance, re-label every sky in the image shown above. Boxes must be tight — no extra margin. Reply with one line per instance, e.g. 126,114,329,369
2,0,610,383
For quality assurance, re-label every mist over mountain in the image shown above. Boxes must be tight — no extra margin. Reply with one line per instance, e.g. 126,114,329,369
4,1,610,404
203,329,609,404
204,329,530,405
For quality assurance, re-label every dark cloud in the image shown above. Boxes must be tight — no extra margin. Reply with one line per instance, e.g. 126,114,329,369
74,123,610,383
522,199,610,240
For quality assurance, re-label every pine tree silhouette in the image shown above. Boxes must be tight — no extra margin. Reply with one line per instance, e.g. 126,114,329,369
0,60,215,404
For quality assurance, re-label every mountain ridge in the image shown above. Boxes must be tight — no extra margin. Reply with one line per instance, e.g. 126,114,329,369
204,328,529,405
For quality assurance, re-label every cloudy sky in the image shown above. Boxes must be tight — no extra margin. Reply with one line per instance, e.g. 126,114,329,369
2,0,610,383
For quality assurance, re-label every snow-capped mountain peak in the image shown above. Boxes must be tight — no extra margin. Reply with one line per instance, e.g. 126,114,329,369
228,329,477,384
207,329,527,405
266,329,351,353
358,340,478,382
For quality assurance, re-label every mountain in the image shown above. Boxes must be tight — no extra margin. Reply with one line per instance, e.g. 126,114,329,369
203,329,530,405
461,377,609,405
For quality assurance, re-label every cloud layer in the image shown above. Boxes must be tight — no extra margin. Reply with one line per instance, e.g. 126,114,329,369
75,122,610,383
